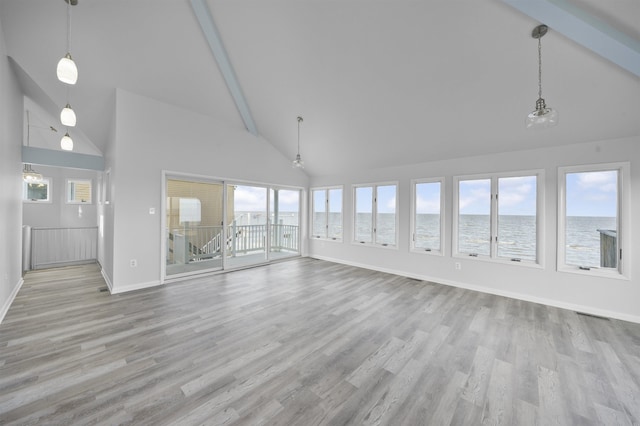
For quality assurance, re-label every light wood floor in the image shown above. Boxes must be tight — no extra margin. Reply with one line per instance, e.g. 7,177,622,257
1,259,640,425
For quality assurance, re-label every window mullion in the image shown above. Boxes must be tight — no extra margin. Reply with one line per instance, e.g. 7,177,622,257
491,178,498,258
372,185,377,243
325,190,329,239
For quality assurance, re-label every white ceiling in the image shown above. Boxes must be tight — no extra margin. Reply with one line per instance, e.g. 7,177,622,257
1,0,638,176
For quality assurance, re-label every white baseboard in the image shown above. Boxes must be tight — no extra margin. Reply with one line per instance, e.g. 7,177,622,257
0,277,24,325
101,268,113,293
110,280,162,295
310,255,640,324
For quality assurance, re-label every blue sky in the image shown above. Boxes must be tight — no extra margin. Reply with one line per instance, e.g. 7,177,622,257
458,172,617,217
459,176,537,216
415,182,441,214
233,185,299,212
355,185,396,214
566,171,617,217
329,188,342,213
314,188,343,213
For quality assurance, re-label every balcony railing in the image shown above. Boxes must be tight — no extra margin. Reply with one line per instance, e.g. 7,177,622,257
167,222,299,264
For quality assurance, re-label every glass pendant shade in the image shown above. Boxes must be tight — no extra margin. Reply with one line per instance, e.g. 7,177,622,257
292,154,304,168
57,53,78,85
526,98,558,128
23,164,43,182
60,104,76,127
61,132,74,151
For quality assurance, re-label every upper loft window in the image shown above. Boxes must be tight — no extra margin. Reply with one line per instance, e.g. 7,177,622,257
411,178,444,254
558,163,629,278
23,178,51,203
311,186,343,241
454,171,542,265
66,179,92,204
353,182,398,248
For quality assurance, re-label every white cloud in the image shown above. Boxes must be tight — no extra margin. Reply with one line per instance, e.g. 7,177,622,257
233,186,266,211
459,186,490,212
416,196,440,214
499,183,533,207
577,171,617,193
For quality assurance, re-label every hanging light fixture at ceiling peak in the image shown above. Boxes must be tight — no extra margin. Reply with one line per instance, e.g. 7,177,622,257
61,131,74,151
60,103,76,127
292,116,305,169
526,24,558,129
57,0,78,85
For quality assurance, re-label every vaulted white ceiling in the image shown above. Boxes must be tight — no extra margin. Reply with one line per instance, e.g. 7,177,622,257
1,0,638,176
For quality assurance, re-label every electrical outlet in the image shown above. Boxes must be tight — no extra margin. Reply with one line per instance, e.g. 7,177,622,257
455,262,462,270
130,259,137,267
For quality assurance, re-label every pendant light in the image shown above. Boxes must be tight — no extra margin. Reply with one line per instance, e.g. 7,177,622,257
23,111,43,182
23,164,43,182
526,24,558,128
61,131,74,151
292,116,304,168
60,103,76,127
57,0,78,85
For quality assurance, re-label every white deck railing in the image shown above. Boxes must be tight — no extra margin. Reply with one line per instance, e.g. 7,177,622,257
168,222,299,264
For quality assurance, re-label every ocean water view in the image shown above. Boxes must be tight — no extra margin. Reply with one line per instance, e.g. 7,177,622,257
322,213,616,268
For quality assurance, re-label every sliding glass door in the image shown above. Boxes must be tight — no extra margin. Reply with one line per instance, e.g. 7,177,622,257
270,188,300,260
165,178,225,277
226,184,269,269
164,176,302,279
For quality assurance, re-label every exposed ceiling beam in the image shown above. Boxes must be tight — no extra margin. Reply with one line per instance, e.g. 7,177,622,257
190,0,258,136
503,0,640,77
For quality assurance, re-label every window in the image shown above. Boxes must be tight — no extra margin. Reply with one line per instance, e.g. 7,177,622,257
66,179,92,204
311,187,343,241
457,178,491,256
558,163,629,277
411,178,443,254
353,183,397,247
23,178,51,202
497,176,537,262
454,171,542,264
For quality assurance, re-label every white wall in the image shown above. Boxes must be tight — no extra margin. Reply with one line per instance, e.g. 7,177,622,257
106,89,309,293
22,165,99,228
97,111,116,289
309,136,640,322
0,21,25,323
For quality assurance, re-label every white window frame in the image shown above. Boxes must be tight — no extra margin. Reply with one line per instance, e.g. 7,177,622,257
310,186,343,242
453,170,544,267
557,162,630,279
352,182,399,249
23,177,52,203
66,178,93,204
410,177,444,255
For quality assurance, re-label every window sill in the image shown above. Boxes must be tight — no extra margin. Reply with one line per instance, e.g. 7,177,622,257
310,237,343,243
352,241,398,250
410,248,444,256
453,253,543,269
557,266,629,281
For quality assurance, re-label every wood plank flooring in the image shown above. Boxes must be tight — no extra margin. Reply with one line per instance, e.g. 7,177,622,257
1,258,640,425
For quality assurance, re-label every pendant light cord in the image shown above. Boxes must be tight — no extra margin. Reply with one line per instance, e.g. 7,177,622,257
297,116,303,156
537,36,543,100
66,0,72,53
297,119,300,155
